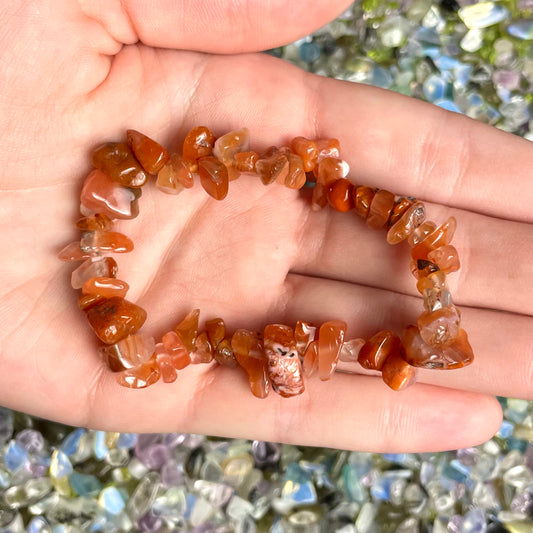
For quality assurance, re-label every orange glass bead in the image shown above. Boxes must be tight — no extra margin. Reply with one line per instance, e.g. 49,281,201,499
407,221,437,246
198,156,229,200
174,309,200,352
418,305,461,347
411,217,457,261
213,128,250,164
340,338,365,363
57,242,95,262
100,333,155,372
86,297,147,344
427,245,461,274
205,318,225,348
328,178,354,212
294,321,316,357
402,325,473,369
352,186,375,218
358,330,400,371
388,198,413,226
264,324,305,397
280,153,306,189
154,346,178,383
316,138,340,163
80,169,139,220
191,332,214,364
318,320,347,381
234,151,258,173
116,356,161,389
387,201,426,245
214,339,238,368
255,147,289,185
82,277,129,299
162,331,191,369
126,129,169,174
80,231,134,254
290,137,318,172
367,189,395,229
182,126,215,163
156,153,194,194
381,346,417,391
232,329,269,399
92,142,147,188
76,213,114,232
302,340,318,377
71,257,118,289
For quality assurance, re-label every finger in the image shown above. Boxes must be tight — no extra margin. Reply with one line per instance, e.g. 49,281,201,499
79,0,353,52
292,198,533,316
281,274,533,400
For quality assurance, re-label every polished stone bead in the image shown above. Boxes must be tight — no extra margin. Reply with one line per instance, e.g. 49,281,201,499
407,221,437,246
232,329,269,398
402,325,474,369
387,202,426,244
174,309,200,352
234,151,258,173
382,346,417,391
182,126,215,164
116,356,160,388
126,129,169,174
427,244,461,274
290,137,318,172
318,320,347,380
86,297,147,344
416,270,447,295
214,338,238,368
80,169,139,219
340,338,365,362
191,332,214,364
82,276,129,299
205,318,225,348
312,158,348,209
58,241,95,261
154,345,178,383
281,152,306,189
367,189,395,229
316,138,340,163
92,142,147,187
411,217,457,261
162,331,191,369
198,156,229,200
76,213,114,232
294,321,316,357
80,231,134,254
156,153,194,194
418,305,461,347
353,186,376,218
71,257,118,289
358,330,400,371
328,178,355,212
78,293,107,311
213,128,250,164
264,324,305,397
100,333,155,372
302,340,319,377
389,198,413,226
255,147,289,185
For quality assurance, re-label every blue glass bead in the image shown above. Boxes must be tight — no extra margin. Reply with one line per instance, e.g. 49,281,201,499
117,432,138,450
423,75,448,102
299,41,321,63
94,431,108,460
497,421,514,439
506,437,529,453
435,99,462,113
442,460,469,484
5,441,30,471
69,471,102,496
60,428,86,457
507,20,533,40
98,486,125,515
26,516,52,533
342,464,367,503
49,450,73,478
281,463,317,504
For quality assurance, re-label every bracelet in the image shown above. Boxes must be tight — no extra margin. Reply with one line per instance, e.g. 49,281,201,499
58,127,474,398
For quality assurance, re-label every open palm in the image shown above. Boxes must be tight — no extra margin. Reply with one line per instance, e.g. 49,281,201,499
0,0,531,452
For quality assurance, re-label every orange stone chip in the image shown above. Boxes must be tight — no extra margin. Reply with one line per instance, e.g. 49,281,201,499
290,137,318,172
76,213,114,232
318,320,347,381
100,333,155,372
352,186,375,219
154,346,178,383
367,189,395,230
86,297,147,344
174,309,200,352
214,339,238,368
213,128,250,164
80,231,134,254
381,346,417,391
182,126,215,163
82,277,129,299
417,305,461,347
358,330,400,371
92,142,147,188
156,154,194,194
256,147,289,185
198,156,229,200
302,340,318,377
234,151,258,173
387,202,426,245
427,245,461,274
205,318,226,348
328,178,354,212
232,329,269,398
116,356,161,389
162,331,191,370
411,217,457,261
190,332,214,364
294,321,316,357
126,129,170,174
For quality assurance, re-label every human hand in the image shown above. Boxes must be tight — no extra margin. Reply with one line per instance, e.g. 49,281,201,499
0,0,531,452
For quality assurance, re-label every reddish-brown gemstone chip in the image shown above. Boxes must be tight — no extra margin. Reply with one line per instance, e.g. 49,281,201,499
191,332,214,364
358,330,400,371
381,346,417,391
302,340,318,377
427,245,461,274
213,128,250,165
417,305,461,347
92,142,147,188
174,309,200,352
76,213,114,232
100,333,155,372
328,178,354,212
256,147,289,185
411,217,457,261
214,339,238,368
162,331,191,369
366,189,395,229
316,138,340,163
234,151,258,173
290,137,318,172
205,318,225,348
198,156,229,200
86,297,147,344
352,186,375,218
294,321,316,358
71,257,118,290
387,202,426,245
82,277,129,299
182,126,215,163
57,242,95,262
126,129,170,174
80,231,134,254
232,329,269,398
78,293,107,312
318,320,347,381
116,356,161,389
281,153,306,189
388,198,413,226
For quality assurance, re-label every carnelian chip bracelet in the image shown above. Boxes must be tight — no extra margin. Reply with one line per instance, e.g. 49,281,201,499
58,127,474,398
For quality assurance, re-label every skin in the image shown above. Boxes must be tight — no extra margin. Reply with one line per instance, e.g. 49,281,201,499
0,0,531,452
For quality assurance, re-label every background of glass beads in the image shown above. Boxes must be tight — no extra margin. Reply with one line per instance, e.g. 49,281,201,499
1,1,532,532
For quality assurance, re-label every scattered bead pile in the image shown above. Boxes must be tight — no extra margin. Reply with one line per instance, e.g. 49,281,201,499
59,126,473,397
